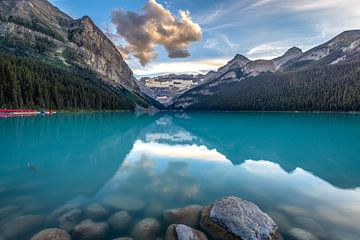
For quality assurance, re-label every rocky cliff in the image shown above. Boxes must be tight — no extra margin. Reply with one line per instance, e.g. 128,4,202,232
0,0,139,92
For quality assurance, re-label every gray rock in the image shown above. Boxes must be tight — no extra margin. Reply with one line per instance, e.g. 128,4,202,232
286,228,319,240
85,203,109,220
47,203,80,223
145,203,163,218
163,205,203,228
58,209,83,232
132,218,161,240
30,228,72,240
108,211,132,233
73,219,109,240
166,224,208,240
103,195,146,211
0,206,19,220
0,215,45,240
200,196,280,240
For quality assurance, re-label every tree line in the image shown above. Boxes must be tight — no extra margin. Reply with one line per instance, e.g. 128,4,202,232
0,53,135,110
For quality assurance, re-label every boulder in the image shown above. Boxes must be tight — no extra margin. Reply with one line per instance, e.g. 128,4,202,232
132,218,161,240
85,203,109,220
163,205,203,228
200,196,280,240
47,203,80,223
0,215,45,240
286,228,319,240
58,209,83,232
0,206,19,220
108,211,132,233
103,195,146,211
73,219,109,240
30,228,72,240
166,224,208,240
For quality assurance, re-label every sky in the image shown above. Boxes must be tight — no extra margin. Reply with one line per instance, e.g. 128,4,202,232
49,0,360,78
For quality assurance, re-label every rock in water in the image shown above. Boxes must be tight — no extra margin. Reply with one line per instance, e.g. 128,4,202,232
108,211,132,233
113,238,134,240
200,196,279,240
0,215,45,240
103,195,146,211
163,205,203,228
85,203,109,220
58,209,83,232
166,224,208,240
132,218,161,240
47,203,80,223
73,219,109,240
0,206,19,220
30,228,72,240
286,228,319,240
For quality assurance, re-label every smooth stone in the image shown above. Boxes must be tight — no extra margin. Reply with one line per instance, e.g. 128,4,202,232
145,203,163,218
0,215,45,240
166,224,208,240
163,205,203,228
103,195,146,211
30,228,72,240
132,218,161,240
200,196,280,240
73,219,109,240
286,228,319,240
58,209,83,232
47,203,80,223
85,203,109,220
108,211,132,233
0,206,19,220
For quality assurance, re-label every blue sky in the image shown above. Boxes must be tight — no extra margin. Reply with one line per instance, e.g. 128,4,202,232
49,0,360,77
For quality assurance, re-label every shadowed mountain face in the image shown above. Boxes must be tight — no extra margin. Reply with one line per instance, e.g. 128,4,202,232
0,0,138,91
169,30,360,111
0,0,157,110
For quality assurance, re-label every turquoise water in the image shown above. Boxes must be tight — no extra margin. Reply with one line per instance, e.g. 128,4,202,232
1,112,360,240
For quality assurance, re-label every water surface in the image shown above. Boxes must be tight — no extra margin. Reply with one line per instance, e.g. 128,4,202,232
1,112,360,240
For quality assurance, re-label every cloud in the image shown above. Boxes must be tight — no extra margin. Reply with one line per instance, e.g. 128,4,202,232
111,0,202,66
132,57,229,77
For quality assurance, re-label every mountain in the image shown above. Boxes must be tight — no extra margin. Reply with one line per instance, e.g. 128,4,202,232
138,74,203,106
0,0,151,110
170,30,360,111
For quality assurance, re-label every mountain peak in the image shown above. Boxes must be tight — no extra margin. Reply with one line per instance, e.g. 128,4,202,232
284,47,302,56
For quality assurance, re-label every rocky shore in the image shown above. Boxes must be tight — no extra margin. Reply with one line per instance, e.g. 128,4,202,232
0,196,318,240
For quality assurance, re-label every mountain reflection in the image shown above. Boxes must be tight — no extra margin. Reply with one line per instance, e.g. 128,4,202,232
95,114,360,239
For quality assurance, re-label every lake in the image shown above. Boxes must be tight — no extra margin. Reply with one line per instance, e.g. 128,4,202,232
1,112,360,240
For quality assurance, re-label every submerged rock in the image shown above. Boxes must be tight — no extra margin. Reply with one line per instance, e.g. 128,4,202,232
200,196,279,240
103,195,146,211
73,219,109,240
47,203,80,223
0,206,19,220
85,203,109,220
132,218,161,240
30,228,72,240
286,228,319,240
58,209,83,232
166,224,208,240
0,214,45,240
108,211,132,233
163,205,203,228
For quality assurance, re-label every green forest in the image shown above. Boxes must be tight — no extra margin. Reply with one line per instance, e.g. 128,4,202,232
0,53,135,110
174,61,360,111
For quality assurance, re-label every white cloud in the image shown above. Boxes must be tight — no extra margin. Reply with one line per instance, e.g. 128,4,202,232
132,57,229,77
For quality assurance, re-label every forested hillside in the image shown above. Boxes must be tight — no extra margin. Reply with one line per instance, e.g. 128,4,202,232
0,53,135,110
172,61,360,111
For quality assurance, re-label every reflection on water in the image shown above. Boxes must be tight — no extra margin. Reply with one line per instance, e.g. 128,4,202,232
0,112,360,240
